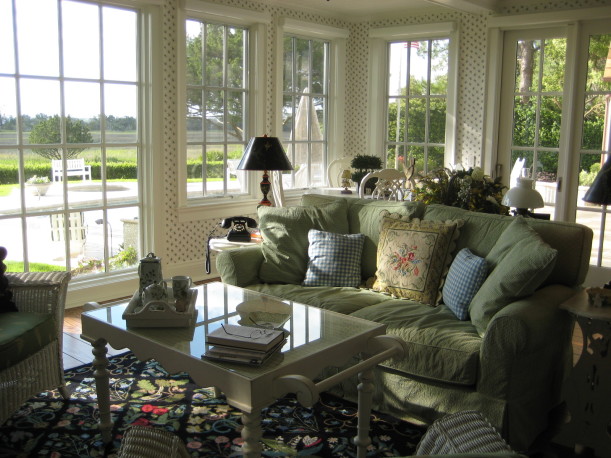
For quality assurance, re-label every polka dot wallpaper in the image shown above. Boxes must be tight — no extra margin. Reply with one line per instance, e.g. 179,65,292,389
159,0,608,270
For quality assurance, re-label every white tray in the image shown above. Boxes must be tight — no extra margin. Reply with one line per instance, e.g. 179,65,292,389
122,287,198,328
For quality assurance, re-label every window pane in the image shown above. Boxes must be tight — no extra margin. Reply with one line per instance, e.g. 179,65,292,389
311,40,326,94
430,39,448,96
227,90,245,142
388,42,406,97
428,146,444,170
513,95,535,147
515,40,540,93
227,27,246,88
282,95,295,142
21,79,61,144
205,89,224,140
539,96,562,148
65,82,100,135
0,0,15,74
63,1,100,79
429,98,446,143
16,0,59,76
283,38,293,92
186,21,203,86
0,77,17,145
409,41,427,96
295,38,310,94
541,38,565,92
105,84,138,143
586,34,611,92
407,98,426,143
103,7,137,82
205,24,224,87
582,94,606,150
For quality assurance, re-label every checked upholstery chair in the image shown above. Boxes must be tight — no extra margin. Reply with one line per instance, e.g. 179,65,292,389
0,249,71,424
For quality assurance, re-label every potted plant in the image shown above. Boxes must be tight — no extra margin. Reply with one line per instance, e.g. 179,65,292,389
26,175,52,197
350,154,383,193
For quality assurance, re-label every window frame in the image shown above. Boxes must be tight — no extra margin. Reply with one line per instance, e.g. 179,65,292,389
368,22,458,170
177,0,269,216
275,18,348,195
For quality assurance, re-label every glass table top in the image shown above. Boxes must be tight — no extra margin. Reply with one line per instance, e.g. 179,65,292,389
81,282,385,378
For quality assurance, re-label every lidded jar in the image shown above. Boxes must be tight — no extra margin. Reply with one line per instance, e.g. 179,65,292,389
138,252,163,299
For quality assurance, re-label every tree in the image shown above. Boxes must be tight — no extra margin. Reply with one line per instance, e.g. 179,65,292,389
28,115,93,160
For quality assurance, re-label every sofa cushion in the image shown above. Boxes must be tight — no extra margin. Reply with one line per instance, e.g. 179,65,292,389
372,217,463,306
443,248,488,320
423,204,592,289
245,283,395,315
303,229,365,287
469,217,558,335
0,312,55,370
301,195,425,279
258,200,349,285
351,300,481,385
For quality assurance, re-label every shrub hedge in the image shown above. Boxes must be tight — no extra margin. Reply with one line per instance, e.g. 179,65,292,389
0,160,228,184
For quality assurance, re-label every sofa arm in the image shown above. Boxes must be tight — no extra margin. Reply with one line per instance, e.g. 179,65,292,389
216,246,264,287
478,284,575,399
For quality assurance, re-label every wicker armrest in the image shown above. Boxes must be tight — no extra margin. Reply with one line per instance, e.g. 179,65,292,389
5,271,71,331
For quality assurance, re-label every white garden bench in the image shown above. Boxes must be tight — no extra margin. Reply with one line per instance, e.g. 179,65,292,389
51,158,92,182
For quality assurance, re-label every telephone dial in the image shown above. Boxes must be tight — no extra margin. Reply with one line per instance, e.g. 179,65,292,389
221,216,257,242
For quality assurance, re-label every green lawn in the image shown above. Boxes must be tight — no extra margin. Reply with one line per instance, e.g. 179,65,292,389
5,260,65,272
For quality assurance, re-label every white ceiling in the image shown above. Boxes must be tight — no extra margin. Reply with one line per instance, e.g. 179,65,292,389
263,0,503,18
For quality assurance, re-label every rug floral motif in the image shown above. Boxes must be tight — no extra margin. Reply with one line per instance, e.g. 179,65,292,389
0,352,425,457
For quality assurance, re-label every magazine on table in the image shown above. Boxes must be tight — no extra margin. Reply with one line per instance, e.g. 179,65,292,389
205,323,285,352
202,338,287,366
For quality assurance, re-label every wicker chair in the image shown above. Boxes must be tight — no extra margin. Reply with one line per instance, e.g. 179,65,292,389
0,270,71,424
118,426,190,458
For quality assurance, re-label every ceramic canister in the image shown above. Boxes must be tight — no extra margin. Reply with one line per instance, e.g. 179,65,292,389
138,252,163,298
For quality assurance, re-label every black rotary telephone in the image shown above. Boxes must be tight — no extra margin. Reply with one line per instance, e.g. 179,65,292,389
205,216,258,274
221,216,257,242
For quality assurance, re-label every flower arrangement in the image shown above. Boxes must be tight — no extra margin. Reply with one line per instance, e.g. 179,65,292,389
26,175,50,184
412,167,509,215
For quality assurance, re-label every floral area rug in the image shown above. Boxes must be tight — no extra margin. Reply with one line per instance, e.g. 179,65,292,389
0,352,425,457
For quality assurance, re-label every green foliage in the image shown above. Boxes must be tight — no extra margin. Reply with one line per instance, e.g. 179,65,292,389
350,154,382,185
110,244,139,269
413,167,509,215
4,260,65,272
28,115,94,160
579,162,601,187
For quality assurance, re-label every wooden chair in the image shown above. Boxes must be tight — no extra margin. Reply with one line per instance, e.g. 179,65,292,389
358,168,407,200
0,262,71,424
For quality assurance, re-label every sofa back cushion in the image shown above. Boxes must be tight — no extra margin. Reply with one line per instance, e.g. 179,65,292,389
423,204,592,288
301,194,425,279
258,199,349,285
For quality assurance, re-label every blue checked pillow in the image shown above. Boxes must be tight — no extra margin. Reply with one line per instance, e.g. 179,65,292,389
442,248,488,320
303,229,365,287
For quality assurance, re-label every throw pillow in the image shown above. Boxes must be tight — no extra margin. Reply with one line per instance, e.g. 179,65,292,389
303,229,365,287
258,200,349,285
469,217,558,335
372,218,463,306
442,248,488,320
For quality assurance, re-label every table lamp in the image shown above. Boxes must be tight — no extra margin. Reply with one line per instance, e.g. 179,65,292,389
340,169,353,194
501,175,545,218
237,135,293,206
583,156,611,267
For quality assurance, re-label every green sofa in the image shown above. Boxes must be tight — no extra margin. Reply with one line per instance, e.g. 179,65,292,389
216,194,593,451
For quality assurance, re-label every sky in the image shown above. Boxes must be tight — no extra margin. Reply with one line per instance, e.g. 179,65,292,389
0,0,137,120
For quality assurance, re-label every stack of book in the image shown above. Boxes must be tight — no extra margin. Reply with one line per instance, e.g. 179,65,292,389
203,324,286,365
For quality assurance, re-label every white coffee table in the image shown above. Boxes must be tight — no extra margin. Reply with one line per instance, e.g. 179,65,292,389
80,282,405,458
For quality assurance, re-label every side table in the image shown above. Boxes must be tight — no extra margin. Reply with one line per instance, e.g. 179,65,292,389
560,290,611,457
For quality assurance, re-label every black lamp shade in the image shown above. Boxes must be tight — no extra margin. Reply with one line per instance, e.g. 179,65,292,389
583,157,611,205
237,136,293,172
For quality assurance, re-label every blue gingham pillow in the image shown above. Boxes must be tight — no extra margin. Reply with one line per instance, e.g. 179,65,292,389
442,248,488,320
303,229,365,287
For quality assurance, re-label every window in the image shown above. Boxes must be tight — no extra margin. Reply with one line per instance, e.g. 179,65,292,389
281,36,329,189
0,0,144,278
184,19,249,199
369,23,457,175
386,39,449,174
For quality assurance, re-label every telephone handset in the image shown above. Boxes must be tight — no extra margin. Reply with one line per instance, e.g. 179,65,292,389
221,216,257,242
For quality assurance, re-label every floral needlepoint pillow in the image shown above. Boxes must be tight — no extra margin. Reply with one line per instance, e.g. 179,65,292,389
372,218,463,306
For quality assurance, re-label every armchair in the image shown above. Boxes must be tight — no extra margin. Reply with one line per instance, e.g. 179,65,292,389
0,268,71,424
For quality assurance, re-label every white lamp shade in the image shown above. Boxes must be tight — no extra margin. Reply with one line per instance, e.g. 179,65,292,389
501,177,544,209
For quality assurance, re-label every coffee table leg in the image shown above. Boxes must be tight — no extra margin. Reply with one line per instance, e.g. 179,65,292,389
91,338,113,443
354,368,375,458
241,408,263,457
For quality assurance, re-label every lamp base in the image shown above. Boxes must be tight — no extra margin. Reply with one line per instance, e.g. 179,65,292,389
258,170,272,206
